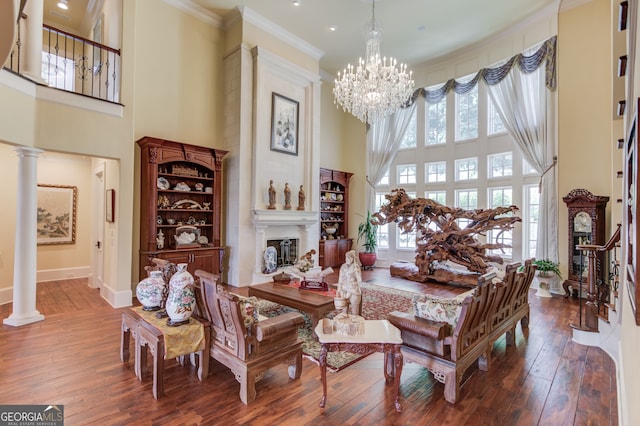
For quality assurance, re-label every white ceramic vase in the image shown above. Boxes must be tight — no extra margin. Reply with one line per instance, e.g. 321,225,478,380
136,270,165,311
165,263,196,324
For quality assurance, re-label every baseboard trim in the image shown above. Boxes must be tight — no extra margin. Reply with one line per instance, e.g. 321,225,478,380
37,267,90,282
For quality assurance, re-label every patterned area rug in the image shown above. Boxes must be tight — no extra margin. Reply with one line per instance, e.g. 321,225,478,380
256,282,417,371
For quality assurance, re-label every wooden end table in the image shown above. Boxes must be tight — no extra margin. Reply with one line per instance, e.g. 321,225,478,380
314,319,404,413
120,308,210,399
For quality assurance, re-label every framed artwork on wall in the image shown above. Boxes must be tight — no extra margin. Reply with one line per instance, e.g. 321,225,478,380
270,92,299,156
37,184,77,245
106,188,115,222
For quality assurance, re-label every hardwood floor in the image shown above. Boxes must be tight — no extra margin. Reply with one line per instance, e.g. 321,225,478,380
0,269,618,425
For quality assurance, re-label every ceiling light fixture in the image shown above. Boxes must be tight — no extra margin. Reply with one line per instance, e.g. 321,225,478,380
292,0,301,6
57,0,68,10
333,0,414,124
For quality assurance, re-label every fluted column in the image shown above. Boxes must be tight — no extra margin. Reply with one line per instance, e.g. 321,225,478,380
22,0,45,83
4,146,44,327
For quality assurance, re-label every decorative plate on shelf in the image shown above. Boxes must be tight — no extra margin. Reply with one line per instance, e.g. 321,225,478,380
157,177,170,190
198,235,209,245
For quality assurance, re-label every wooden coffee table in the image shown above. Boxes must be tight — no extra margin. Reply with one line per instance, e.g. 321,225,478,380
248,282,336,329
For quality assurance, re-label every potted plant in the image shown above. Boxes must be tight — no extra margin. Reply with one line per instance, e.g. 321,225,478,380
529,259,562,298
357,211,378,269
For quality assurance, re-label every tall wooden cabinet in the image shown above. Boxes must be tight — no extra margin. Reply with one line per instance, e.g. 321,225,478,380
562,188,609,297
137,137,227,280
319,168,353,268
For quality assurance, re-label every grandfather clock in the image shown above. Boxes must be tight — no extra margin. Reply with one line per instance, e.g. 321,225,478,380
562,189,609,297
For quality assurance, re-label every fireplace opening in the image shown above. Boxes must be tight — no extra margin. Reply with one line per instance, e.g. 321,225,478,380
266,238,298,267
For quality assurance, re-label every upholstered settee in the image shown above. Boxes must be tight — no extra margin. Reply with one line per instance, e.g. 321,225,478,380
388,260,536,404
195,270,305,404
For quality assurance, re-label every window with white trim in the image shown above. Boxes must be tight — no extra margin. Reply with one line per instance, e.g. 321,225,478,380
399,110,417,149
397,191,417,249
425,190,446,205
373,63,541,263
397,164,417,185
488,152,513,178
375,193,389,248
455,157,478,181
487,187,513,256
455,189,477,228
455,84,478,141
377,170,390,185
488,98,506,135
426,97,447,145
425,161,446,183
524,184,540,259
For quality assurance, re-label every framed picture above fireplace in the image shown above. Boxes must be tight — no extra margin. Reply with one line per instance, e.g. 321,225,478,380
270,92,299,156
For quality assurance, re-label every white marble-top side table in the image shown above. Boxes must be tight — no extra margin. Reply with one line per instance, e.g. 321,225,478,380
314,319,403,412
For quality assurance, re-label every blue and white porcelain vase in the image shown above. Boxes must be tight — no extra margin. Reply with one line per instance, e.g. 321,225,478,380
136,270,165,311
165,263,196,325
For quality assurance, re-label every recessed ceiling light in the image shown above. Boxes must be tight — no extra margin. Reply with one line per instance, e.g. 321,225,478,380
57,0,68,10
292,0,301,6
328,25,337,32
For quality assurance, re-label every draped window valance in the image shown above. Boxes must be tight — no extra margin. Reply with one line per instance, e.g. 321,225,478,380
406,35,557,106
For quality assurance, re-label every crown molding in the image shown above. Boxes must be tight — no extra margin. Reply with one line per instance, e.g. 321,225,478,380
238,6,324,61
162,0,223,28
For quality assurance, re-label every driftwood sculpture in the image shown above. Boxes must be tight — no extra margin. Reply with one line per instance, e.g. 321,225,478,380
372,189,522,285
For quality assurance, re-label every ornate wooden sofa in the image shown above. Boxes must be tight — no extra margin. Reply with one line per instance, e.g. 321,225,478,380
195,270,305,404
388,260,536,404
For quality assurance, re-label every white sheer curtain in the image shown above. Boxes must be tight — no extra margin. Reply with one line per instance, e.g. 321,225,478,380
366,101,417,211
486,59,558,262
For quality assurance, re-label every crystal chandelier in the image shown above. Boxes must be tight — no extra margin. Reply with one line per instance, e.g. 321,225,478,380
333,0,414,124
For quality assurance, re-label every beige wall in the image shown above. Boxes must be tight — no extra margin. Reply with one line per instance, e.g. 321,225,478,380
132,0,224,146
36,154,93,274
0,143,18,293
620,0,640,421
557,0,614,279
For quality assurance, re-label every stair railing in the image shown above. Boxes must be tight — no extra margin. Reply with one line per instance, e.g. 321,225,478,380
573,224,621,332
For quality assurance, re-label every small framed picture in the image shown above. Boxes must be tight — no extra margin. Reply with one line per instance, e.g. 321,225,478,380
106,189,115,222
270,92,299,156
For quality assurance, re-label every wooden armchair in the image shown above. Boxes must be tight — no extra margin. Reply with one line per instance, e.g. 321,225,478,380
195,270,304,404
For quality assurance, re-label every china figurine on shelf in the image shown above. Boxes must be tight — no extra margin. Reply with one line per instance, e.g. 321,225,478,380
136,270,166,311
165,263,196,326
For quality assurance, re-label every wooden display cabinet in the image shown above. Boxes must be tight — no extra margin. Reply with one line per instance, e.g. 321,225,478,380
137,137,227,280
562,188,609,297
319,168,353,268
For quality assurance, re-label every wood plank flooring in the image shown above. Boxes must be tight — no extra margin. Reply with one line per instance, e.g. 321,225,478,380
0,269,618,425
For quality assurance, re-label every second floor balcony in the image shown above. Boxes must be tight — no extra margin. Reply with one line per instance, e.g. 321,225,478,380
3,2,121,105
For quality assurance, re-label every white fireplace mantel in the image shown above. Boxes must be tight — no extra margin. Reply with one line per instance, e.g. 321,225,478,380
251,209,318,229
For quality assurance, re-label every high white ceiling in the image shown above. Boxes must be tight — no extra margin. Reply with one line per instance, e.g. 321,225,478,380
42,0,560,74
193,0,559,73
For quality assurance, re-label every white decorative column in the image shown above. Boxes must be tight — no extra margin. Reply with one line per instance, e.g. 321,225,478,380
22,0,45,83
4,146,44,327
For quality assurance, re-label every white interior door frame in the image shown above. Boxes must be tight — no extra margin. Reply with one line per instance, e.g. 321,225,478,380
90,162,106,289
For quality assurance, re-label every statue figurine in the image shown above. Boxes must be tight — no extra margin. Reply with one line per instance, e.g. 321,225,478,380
267,180,276,210
156,230,165,250
336,250,362,316
284,183,291,210
297,185,305,211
